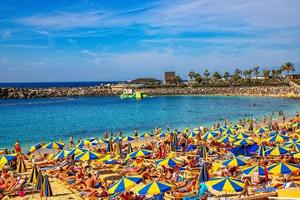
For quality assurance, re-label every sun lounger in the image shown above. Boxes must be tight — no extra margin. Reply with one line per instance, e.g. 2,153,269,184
40,160,68,171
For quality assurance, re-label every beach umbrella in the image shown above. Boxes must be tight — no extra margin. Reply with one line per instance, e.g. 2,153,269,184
127,143,133,155
255,128,267,134
258,144,267,157
139,133,151,139
224,128,235,134
188,132,199,138
0,154,16,165
128,149,152,159
155,158,183,168
35,170,43,190
206,177,244,193
76,139,91,148
235,133,249,139
201,131,218,140
122,136,135,142
284,141,300,152
16,156,27,173
231,124,241,130
242,165,265,176
52,150,70,160
67,148,87,157
107,140,113,153
108,176,143,194
233,138,255,146
135,181,173,195
41,175,53,197
74,150,101,161
217,135,236,144
199,162,209,182
267,162,300,175
199,145,208,159
267,135,289,143
29,164,38,184
27,143,45,155
43,142,64,150
265,146,290,156
222,157,247,167
292,152,300,158
157,132,169,138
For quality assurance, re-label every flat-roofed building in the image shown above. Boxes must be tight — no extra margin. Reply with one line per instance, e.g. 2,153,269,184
165,72,176,83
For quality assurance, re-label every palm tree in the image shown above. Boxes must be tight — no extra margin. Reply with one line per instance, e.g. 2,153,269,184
271,69,278,78
212,71,222,80
281,62,296,75
188,71,196,82
263,69,270,79
194,73,202,84
174,75,182,85
253,66,260,79
223,72,230,80
203,69,210,84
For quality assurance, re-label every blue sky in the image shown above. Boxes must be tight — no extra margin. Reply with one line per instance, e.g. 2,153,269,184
0,0,300,82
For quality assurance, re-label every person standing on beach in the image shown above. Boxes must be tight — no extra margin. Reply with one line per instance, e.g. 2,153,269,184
69,136,75,148
134,129,138,139
14,140,21,154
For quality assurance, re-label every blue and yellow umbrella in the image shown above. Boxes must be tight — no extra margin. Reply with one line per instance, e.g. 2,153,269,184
224,128,235,134
267,162,300,175
108,176,142,194
135,181,173,195
284,141,300,152
222,157,247,167
242,165,265,175
258,144,267,157
35,170,43,190
27,143,45,155
255,128,267,134
74,150,101,161
29,164,38,184
267,135,289,143
67,148,87,157
122,136,135,142
155,158,183,168
233,138,255,146
76,139,91,148
41,175,53,197
139,133,151,139
265,146,290,156
235,133,249,139
218,135,236,144
292,152,300,158
206,177,244,193
16,156,27,173
43,142,64,150
52,150,70,160
128,149,152,159
202,131,218,140
188,132,199,138
157,132,169,138
0,154,16,164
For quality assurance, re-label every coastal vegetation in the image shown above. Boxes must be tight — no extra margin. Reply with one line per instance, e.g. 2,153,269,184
183,62,296,87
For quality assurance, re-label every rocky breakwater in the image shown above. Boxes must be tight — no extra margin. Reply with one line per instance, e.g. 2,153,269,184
144,85,300,98
1,85,300,99
0,86,121,98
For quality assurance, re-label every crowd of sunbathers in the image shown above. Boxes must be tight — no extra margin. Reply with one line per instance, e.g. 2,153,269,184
0,111,300,199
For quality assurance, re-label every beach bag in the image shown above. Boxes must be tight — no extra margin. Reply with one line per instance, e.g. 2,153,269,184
18,188,26,197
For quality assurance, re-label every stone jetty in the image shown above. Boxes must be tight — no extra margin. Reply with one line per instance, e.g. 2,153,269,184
1,85,300,99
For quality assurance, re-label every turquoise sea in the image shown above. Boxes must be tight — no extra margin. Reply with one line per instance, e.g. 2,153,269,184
0,95,300,149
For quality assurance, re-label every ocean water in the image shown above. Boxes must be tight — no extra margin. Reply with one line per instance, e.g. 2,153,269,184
0,81,120,88
0,95,300,149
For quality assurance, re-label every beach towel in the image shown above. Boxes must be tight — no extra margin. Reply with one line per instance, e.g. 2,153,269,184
183,183,207,200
